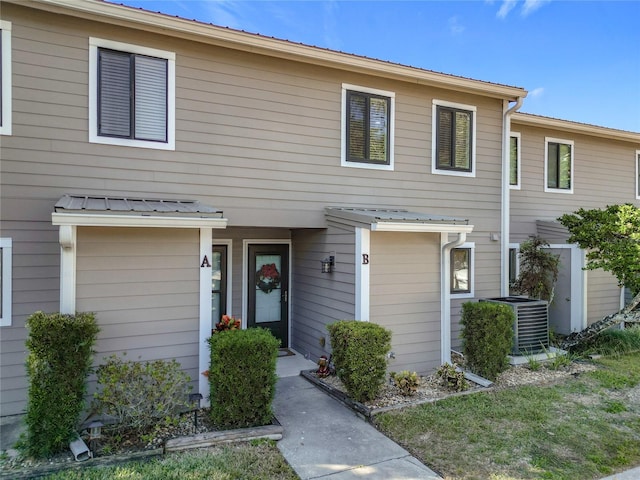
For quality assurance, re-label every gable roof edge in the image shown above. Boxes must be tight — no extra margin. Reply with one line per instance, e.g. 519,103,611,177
513,112,640,143
10,0,527,101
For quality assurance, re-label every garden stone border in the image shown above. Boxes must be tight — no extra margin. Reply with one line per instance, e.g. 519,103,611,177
0,420,283,479
300,369,487,421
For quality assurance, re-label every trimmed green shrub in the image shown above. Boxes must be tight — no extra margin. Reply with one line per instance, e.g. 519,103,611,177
208,328,279,428
460,302,514,381
327,320,391,403
25,311,99,458
93,354,192,433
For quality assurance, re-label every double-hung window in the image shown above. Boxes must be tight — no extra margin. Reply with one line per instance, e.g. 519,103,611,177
89,38,175,150
0,238,12,326
432,100,476,177
342,84,394,170
510,133,521,189
545,137,573,193
0,20,12,136
451,243,474,298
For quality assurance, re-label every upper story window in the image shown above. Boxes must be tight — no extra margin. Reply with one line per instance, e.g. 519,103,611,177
341,84,394,170
0,20,12,136
451,242,475,298
432,100,476,177
636,150,640,200
510,133,521,189
545,137,574,193
0,238,12,326
89,38,175,150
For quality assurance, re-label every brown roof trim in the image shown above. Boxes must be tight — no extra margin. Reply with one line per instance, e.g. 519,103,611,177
512,112,640,143
11,0,526,101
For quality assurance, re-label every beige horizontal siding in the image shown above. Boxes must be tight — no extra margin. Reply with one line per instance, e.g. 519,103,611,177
3,3,506,230
587,269,622,326
291,225,356,360
76,227,200,397
511,123,640,241
370,232,441,374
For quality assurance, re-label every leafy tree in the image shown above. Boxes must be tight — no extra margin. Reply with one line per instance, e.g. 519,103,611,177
558,204,640,296
512,236,560,302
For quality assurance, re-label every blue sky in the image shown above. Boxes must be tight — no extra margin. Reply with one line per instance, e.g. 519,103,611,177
117,0,640,132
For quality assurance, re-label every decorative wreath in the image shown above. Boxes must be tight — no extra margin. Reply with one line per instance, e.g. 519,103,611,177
256,263,281,294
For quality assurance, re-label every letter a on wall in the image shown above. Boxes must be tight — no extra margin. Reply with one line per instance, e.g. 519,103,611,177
201,255,211,268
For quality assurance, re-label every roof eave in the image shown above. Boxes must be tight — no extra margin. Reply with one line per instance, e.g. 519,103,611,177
52,212,229,229
11,0,526,101
513,113,640,143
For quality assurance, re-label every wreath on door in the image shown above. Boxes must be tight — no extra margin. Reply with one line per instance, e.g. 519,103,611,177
256,263,281,294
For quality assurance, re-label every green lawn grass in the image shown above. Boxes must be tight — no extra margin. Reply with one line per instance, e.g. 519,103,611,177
41,440,299,480
374,353,640,480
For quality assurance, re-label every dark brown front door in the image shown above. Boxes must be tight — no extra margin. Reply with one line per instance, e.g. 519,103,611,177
247,244,289,348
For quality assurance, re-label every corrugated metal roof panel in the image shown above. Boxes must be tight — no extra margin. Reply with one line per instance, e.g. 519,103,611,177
325,207,469,225
55,195,224,217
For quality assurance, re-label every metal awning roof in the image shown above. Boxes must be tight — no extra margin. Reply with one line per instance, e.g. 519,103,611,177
52,195,228,229
325,207,473,233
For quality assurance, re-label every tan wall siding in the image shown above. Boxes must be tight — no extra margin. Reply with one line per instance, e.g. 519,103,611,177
3,4,505,231
291,225,356,360
587,269,622,326
511,123,640,242
0,217,60,416
76,227,200,395
370,232,441,374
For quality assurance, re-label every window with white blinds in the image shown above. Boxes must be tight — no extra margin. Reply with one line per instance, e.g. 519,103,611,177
98,49,167,142
89,38,175,150
342,84,395,170
432,100,476,177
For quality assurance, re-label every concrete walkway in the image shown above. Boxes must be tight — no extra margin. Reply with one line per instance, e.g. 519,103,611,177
274,353,440,480
274,352,640,480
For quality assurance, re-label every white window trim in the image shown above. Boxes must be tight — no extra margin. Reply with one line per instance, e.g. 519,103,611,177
341,83,395,171
451,241,475,299
0,238,12,326
0,21,12,136
509,132,521,190
635,150,640,200
432,99,477,178
89,37,175,150
508,243,520,293
544,136,574,194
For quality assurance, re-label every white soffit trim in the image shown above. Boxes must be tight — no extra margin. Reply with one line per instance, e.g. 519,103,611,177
371,222,474,233
52,213,228,229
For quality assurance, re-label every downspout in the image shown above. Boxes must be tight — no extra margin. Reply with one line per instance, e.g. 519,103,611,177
441,231,467,365
500,96,524,296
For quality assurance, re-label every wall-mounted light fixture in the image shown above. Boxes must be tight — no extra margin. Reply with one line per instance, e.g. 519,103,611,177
321,255,335,273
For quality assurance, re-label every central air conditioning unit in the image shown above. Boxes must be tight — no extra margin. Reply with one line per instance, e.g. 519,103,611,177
480,297,549,355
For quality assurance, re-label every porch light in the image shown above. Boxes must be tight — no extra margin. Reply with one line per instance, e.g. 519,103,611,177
321,256,335,274
188,393,203,428
87,420,103,454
